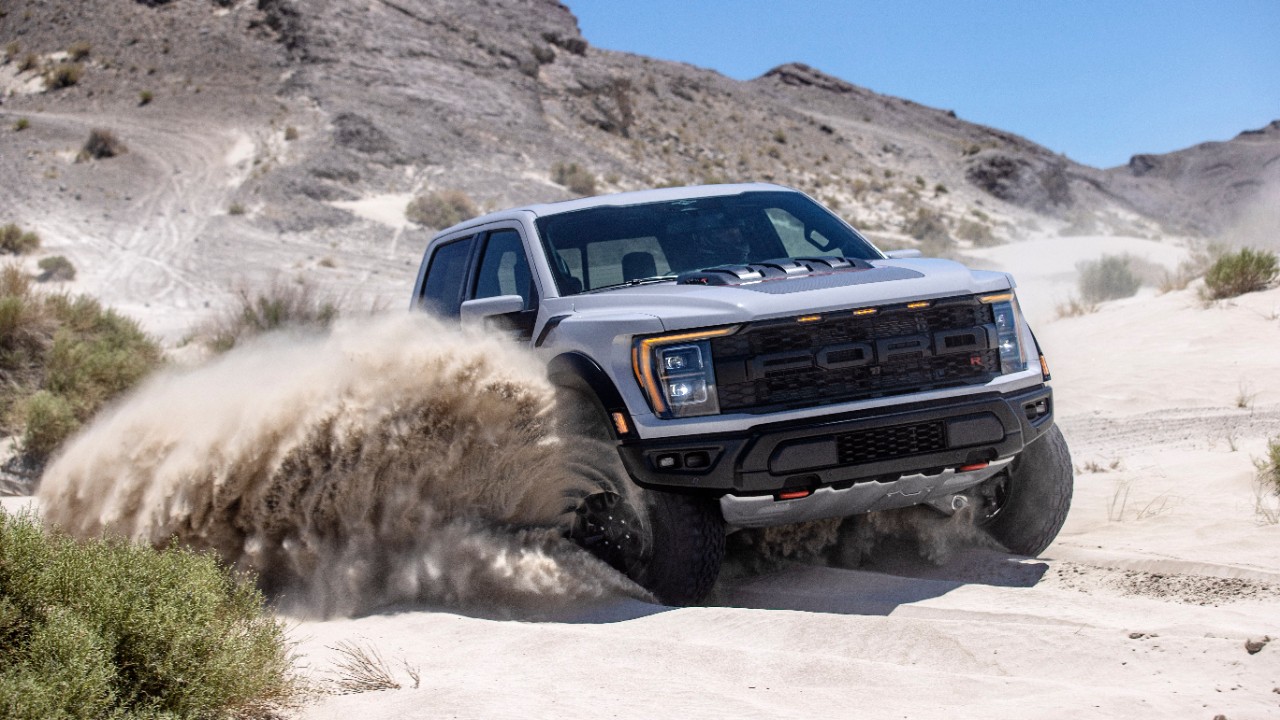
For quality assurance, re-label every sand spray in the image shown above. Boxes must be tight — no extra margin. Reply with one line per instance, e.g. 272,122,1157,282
38,314,643,617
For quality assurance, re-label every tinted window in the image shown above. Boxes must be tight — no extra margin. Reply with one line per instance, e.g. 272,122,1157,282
535,191,880,295
472,230,533,309
420,237,473,318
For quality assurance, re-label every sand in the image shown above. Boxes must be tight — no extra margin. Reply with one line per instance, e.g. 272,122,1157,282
281,236,1279,719
7,232,1279,718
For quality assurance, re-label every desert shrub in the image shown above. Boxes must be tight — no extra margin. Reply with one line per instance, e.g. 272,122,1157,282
205,280,341,353
36,256,75,282
1261,437,1280,493
12,118,29,131
66,41,91,61
228,202,246,216
1202,247,1278,300
1077,254,1140,303
1054,296,1098,319
0,511,297,719
284,125,298,141
17,53,38,73
3,41,19,62
552,162,598,196
0,269,162,464
955,218,997,246
77,128,126,161
0,224,40,255
905,208,952,247
138,89,153,106
405,189,479,229
44,62,82,89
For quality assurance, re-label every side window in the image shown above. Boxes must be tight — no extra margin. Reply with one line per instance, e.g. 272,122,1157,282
472,230,533,309
584,235,670,289
420,237,474,319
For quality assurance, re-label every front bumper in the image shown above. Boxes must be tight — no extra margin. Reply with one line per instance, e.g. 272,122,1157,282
617,384,1054,496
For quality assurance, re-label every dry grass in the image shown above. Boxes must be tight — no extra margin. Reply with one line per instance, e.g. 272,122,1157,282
327,640,401,694
44,62,82,90
203,279,341,353
552,162,598,196
1055,295,1098,319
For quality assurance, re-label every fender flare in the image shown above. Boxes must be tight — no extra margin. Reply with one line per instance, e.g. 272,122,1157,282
547,352,635,438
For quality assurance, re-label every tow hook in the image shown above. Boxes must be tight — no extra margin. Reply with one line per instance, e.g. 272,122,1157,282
923,493,970,517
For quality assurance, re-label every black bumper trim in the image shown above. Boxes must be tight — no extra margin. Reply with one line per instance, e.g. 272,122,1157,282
617,385,1054,493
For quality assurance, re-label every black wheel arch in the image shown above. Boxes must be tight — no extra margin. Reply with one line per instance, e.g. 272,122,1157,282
547,352,636,440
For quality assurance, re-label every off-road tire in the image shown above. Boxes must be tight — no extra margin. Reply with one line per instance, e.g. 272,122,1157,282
634,490,725,605
980,424,1073,556
556,384,726,605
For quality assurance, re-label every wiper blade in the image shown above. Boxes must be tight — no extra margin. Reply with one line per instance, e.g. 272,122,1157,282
586,275,678,293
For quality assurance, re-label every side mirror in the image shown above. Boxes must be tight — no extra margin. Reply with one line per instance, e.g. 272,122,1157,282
460,295,526,326
884,249,923,259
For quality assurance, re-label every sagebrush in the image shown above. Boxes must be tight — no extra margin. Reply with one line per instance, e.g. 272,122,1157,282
204,280,341,352
405,189,479,229
552,162,597,196
0,224,40,255
78,128,126,161
1077,254,1140,303
1202,247,1278,300
0,511,297,719
0,265,162,464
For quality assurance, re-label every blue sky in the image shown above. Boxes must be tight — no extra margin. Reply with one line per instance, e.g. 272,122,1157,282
567,1,1280,169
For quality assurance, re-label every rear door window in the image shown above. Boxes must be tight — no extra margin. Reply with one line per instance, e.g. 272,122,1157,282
419,236,474,319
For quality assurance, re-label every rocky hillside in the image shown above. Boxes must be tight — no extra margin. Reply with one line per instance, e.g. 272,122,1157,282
0,0,1274,338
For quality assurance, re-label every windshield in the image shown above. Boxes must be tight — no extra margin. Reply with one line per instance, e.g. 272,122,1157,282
535,190,882,295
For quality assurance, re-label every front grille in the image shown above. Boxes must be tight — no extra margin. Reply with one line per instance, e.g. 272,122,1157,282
713,295,998,413
836,421,947,464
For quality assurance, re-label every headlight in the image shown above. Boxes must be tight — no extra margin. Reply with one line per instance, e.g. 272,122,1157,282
632,327,737,418
980,292,1028,374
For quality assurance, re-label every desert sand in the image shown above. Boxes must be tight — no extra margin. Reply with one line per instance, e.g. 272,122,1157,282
272,239,1277,719
5,233,1278,719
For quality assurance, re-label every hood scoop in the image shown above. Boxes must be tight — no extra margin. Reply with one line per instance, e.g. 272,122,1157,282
676,256,870,286
675,256,922,293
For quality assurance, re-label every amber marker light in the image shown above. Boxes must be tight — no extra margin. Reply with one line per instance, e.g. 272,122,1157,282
907,301,930,309
611,412,630,436
978,293,1013,304
852,307,877,316
1039,354,1051,380
797,314,822,323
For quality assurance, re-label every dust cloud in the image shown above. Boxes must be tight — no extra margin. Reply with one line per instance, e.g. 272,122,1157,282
37,314,642,617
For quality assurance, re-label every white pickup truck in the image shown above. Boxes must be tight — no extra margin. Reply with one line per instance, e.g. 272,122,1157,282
412,183,1072,604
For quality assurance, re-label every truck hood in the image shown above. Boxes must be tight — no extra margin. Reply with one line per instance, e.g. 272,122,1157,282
554,259,1015,331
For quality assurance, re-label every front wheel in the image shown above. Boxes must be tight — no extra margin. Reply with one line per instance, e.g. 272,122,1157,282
974,424,1073,556
570,488,725,605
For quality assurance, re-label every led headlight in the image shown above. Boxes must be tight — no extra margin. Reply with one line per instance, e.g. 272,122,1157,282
633,327,737,418
980,292,1028,374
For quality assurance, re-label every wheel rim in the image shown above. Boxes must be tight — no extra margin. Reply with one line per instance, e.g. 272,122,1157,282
569,492,648,575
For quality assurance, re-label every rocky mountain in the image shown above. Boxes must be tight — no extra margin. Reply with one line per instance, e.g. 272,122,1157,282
0,0,1274,338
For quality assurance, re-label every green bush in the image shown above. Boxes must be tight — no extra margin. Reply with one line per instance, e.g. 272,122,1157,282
0,511,297,719
36,255,75,282
138,89,153,106
405,189,479,229
552,162,597,196
0,266,162,464
12,118,29,132
1077,254,1140,303
0,224,40,255
1202,247,1278,300
206,281,341,353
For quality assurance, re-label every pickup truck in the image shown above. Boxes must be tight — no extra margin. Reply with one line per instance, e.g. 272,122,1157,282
411,183,1072,604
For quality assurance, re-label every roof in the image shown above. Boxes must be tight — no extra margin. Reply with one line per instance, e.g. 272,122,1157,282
442,182,798,234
